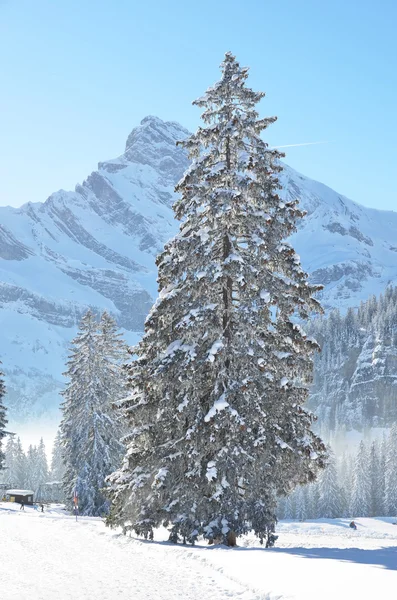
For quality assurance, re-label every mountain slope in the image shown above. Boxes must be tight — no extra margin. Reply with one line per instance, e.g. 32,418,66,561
309,288,397,434
1,115,397,427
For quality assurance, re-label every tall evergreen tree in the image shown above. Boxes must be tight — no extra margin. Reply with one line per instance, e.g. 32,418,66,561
318,449,342,518
50,429,65,482
295,486,307,521
385,424,397,517
0,362,7,472
350,441,371,517
283,493,296,520
378,434,387,516
368,440,382,517
61,310,126,516
35,438,49,489
26,445,39,491
2,435,18,484
14,438,28,488
107,52,326,545
306,481,320,519
338,453,352,518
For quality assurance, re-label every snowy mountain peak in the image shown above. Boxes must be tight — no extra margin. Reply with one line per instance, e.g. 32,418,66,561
122,116,190,183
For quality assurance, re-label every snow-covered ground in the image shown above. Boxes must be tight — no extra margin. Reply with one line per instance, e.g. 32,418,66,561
1,502,396,599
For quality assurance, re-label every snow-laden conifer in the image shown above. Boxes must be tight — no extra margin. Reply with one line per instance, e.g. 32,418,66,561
26,445,39,491
338,453,352,518
378,434,387,516
13,438,27,488
107,52,326,545
0,362,7,471
385,424,397,517
350,441,371,517
368,441,383,517
50,429,66,482
295,486,308,521
35,438,49,490
2,435,17,483
318,449,342,518
306,482,320,519
283,493,296,520
60,310,126,516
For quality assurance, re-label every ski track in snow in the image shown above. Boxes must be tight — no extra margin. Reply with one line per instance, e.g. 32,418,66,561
0,504,260,600
1,504,397,599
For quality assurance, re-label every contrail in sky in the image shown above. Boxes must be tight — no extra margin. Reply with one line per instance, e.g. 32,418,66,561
116,141,329,161
271,141,330,149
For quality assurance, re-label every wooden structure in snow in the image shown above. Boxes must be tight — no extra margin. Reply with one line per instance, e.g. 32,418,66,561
6,489,34,505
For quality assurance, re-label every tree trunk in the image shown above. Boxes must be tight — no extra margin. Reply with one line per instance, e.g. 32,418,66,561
223,133,233,367
226,530,237,546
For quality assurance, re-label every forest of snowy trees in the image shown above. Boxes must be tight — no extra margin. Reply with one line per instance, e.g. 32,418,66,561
309,287,397,434
0,434,58,492
278,425,397,520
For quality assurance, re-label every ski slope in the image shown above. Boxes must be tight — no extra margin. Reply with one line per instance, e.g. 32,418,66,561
1,502,396,599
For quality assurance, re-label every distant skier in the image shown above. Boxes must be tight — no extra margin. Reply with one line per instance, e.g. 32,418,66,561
40,504,44,513
20,501,24,511
349,520,357,530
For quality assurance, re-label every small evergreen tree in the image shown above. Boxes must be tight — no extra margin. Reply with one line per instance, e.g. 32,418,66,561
318,449,341,518
50,429,65,482
14,438,28,488
295,486,307,521
378,434,387,516
283,493,296,520
350,441,371,517
107,52,326,545
0,362,7,471
26,445,39,491
61,310,126,516
306,481,320,519
35,438,49,490
368,441,382,517
2,435,18,484
338,453,352,518
385,424,397,517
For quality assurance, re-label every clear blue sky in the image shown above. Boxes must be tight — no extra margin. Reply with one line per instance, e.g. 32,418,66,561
0,0,396,210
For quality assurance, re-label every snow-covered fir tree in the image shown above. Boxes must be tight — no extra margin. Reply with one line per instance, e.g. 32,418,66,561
50,429,66,482
317,449,342,518
35,438,49,489
97,311,129,423
368,440,383,517
378,434,387,516
307,482,320,519
385,424,397,517
283,493,296,520
0,362,7,472
13,437,28,488
107,52,326,546
26,445,39,491
295,486,308,521
350,441,371,517
2,435,17,484
60,310,126,516
338,453,352,518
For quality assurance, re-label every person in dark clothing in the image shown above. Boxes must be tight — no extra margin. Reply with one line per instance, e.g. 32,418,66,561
40,504,44,513
349,520,357,530
20,501,24,511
